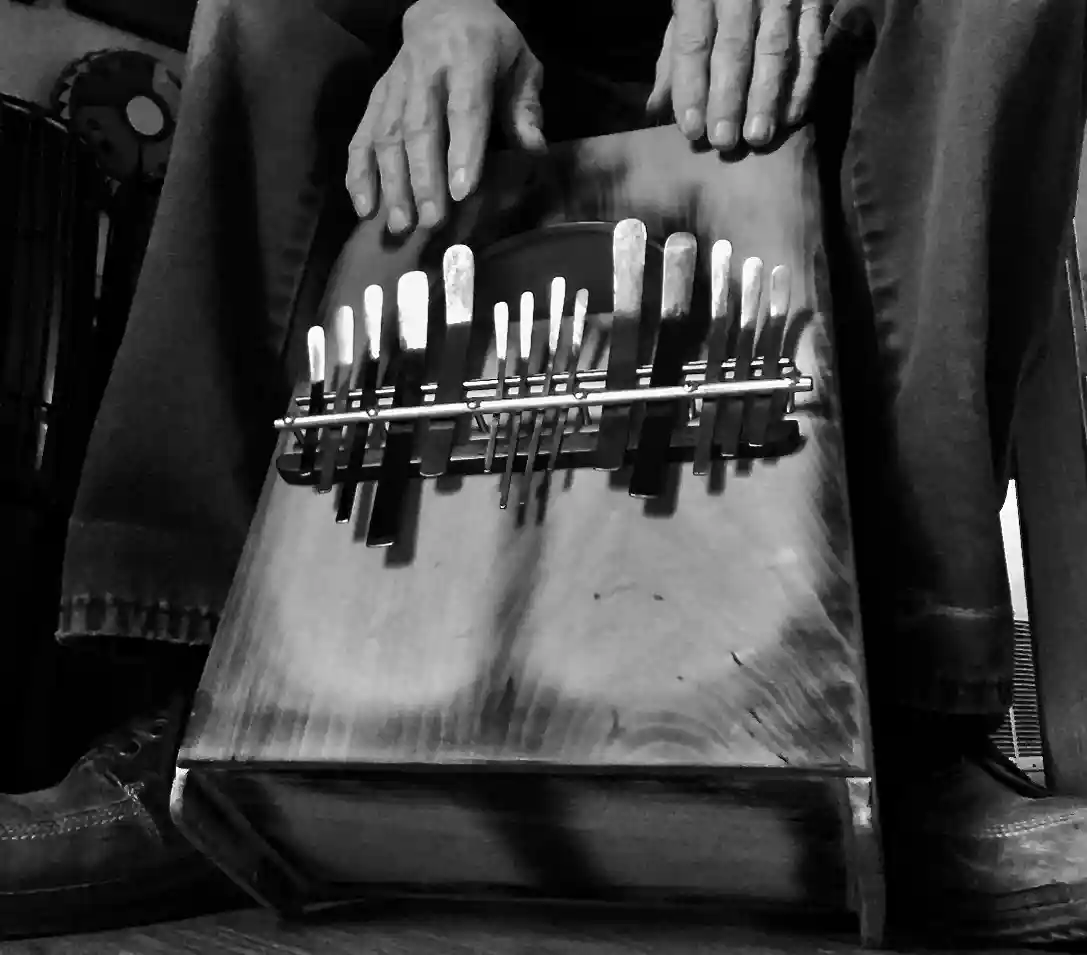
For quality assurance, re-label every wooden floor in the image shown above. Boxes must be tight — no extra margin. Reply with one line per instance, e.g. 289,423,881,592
0,905,1037,955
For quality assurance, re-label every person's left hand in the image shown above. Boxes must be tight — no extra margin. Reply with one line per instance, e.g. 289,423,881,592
647,0,827,151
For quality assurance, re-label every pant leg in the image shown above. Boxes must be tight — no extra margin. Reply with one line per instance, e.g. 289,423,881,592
55,0,667,649
57,0,398,646
818,0,1087,715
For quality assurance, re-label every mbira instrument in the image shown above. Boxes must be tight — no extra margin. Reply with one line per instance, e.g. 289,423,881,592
276,223,809,534
171,126,883,944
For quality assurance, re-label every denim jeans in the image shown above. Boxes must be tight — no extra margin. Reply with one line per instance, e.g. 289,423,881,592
58,0,1086,718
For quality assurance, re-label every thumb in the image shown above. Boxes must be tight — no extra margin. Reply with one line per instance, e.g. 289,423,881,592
646,18,675,115
507,52,546,151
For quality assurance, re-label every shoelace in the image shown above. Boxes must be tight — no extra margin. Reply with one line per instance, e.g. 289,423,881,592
83,712,172,766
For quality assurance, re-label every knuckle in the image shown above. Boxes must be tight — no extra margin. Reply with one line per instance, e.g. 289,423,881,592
755,19,791,53
447,83,487,118
353,109,382,148
348,126,370,152
712,31,753,60
798,29,823,59
372,123,403,150
674,29,713,55
461,23,490,50
402,102,437,139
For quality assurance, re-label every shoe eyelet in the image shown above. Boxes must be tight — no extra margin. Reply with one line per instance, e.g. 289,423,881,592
120,740,142,758
149,719,168,738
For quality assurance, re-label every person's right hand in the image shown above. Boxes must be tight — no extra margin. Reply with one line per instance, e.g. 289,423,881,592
647,0,826,151
345,0,544,235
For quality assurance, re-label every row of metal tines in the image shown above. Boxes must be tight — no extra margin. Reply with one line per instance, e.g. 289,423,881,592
283,220,804,544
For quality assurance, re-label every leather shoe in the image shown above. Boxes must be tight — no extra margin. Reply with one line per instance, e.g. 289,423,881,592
883,737,1087,946
0,695,248,939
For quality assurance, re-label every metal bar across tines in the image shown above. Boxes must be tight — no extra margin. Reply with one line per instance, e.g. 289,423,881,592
280,373,810,431
283,356,803,424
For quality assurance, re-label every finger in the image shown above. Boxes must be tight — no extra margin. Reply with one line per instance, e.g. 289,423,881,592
646,18,675,114
403,62,447,229
671,0,715,139
705,0,757,150
346,76,388,218
373,62,413,234
507,52,546,151
744,0,792,145
786,1,825,125
446,52,497,202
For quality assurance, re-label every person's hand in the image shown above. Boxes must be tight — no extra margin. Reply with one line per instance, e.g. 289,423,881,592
647,0,826,151
346,0,544,235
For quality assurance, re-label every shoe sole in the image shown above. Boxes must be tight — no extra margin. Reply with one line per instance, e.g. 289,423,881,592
895,881,1087,947
0,858,249,940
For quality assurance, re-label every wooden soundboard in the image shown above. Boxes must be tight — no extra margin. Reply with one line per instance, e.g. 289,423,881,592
171,125,884,945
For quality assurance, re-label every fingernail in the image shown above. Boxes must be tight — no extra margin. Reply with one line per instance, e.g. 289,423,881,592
450,168,468,202
745,115,772,145
681,108,703,136
418,201,439,228
387,207,409,233
352,193,371,218
711,121,740,149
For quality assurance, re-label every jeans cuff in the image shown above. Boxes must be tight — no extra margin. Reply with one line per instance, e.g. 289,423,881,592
869,601,1016,717
60,518,238,646
57,593,218,646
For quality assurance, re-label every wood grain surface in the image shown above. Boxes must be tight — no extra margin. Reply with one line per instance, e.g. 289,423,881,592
180,124,870,775
178,769,854,906
0,905,877,955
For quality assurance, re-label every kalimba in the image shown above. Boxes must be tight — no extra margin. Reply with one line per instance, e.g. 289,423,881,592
275,220,812,544
170,127,883,945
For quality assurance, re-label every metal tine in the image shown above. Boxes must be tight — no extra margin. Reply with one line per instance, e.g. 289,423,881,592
714,257,763,457
744,264,791,447
595,218,646,470
317,306,354,493
499,291,534,508
547,287,588,471
483,301,509,472
299,325,326,473
518,276,565,505
335,285,383,523
694,240,733,475
366,271,428,548
629,232,697,499
421,245,474,477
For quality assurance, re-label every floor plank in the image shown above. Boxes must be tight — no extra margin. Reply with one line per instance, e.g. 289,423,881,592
0,905,1038,955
